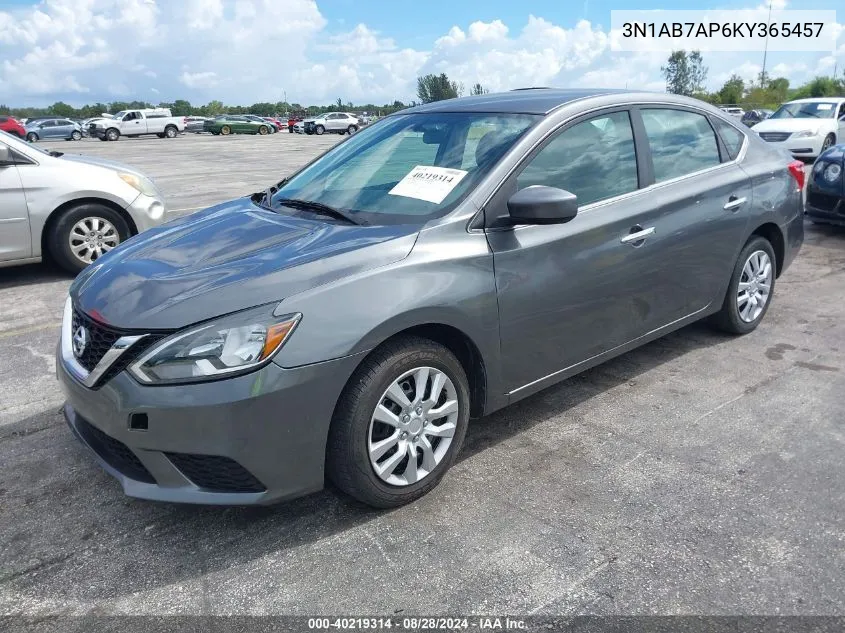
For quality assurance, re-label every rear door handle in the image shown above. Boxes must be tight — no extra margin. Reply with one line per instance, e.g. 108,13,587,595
620,226,655,245
723,196,747,211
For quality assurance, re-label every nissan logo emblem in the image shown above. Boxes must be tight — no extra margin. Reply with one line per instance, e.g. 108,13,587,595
72,325,89,358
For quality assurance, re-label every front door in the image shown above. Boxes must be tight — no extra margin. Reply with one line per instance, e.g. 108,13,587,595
486,109,664,393
0,145,31,261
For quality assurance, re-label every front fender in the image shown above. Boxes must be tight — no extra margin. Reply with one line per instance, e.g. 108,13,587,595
272,225,506,413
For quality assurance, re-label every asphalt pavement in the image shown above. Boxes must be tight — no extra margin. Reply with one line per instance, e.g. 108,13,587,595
0,135,843,617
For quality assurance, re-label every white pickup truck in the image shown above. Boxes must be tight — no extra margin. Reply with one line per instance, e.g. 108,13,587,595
89,108,186,141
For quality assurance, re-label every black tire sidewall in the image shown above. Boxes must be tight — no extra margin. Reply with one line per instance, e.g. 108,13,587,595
719,236,777,334
71,131,81,140
328,339,470,508
165,126,177,138
27,133,37,142
315,125,324,135
48,204,131,274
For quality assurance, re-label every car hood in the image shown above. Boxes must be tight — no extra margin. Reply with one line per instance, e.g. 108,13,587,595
70,198,420,330
59,152,144,175
752,118,833,133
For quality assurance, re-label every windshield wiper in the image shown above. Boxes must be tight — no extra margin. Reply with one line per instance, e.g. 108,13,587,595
250,178,289,209
275,198,363,225
49,150,64,157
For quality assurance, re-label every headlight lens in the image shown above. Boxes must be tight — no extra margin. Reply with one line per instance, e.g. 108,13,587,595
129,306,301,385
792,130,817,138
823,163,842,183
118,172,158,197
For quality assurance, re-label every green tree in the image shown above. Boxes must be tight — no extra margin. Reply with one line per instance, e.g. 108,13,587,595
768,77,789,103
791,76,841,99
661,50,708,96
717,74,744,104
470,83,489,96
171,99,192,116
48,101,75,117
416,73,460,103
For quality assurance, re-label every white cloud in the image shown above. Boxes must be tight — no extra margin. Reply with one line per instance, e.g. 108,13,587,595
0,0,842,107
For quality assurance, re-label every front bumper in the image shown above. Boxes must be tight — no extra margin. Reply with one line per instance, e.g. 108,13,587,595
125,191,167,233
58,347,365,505
805,186,845,225
757,133,825,157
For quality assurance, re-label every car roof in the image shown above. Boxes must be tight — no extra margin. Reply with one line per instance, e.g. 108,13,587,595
404,88,643,115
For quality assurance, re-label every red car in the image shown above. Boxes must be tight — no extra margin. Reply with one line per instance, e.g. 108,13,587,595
262,117,283,132
287,116,304,133
0,115,26,139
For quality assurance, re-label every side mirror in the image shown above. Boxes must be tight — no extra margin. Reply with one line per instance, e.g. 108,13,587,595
0,145,13,165
507,186,578,225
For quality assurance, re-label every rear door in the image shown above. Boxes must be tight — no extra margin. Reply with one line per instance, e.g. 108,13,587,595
0,142,32,261
636,107,752,320
39,120,57,138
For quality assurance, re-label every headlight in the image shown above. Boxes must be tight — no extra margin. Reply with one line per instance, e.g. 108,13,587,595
129,306,301,385
792,130,817,138
823,163,842,183
118,172,158,197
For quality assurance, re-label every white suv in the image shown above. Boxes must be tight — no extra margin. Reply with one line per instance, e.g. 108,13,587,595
751,98,845,158
304,112,359,135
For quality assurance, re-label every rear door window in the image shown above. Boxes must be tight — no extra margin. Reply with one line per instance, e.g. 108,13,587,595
641,109,721,182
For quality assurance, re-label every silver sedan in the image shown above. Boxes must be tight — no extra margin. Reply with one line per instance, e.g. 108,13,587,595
0,130,166,273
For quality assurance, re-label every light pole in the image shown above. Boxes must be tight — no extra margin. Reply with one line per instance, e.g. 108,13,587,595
760,0,772,88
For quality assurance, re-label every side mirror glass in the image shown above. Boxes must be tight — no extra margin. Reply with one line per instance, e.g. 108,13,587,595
0,145,13,165
507,186,578,225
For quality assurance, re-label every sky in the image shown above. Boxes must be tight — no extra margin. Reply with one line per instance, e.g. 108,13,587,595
0,0,843,108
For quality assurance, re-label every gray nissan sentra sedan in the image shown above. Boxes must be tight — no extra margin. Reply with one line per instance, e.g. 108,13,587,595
57,89,804,508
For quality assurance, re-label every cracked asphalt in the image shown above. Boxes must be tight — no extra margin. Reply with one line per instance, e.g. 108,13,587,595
1,135,843,617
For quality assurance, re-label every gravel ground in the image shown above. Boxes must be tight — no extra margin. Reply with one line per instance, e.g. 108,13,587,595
0,135,843,617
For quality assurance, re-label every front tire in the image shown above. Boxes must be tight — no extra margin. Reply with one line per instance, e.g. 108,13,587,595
258,125,269,135
315,124,325,135
821,134,835,154
712,236,776,335
327,337,470,508
47,203,131,274
105,128,120,141
71,130,82,141
26,132,38,142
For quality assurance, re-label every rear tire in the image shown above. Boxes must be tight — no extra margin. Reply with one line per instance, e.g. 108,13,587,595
347,125,358,134
47,203,132,274
221,126,231,135
711,236,776,335
164,126,177,138
326,336,470,508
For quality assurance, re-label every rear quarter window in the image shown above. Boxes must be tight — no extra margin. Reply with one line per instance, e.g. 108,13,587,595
711,118,746,161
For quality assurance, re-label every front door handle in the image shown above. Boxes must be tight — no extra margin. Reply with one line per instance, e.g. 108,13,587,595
723,195,747,211
620,226,655,245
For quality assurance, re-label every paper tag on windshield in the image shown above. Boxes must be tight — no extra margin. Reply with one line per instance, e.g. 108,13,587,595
817,103,833,110
389,166,468,204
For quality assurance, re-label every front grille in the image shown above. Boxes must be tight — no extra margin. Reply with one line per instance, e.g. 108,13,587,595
75,416,156,484
165,453,266,493
71,308,169,387
807,191,841,213
72,309,121,371
758,132,791,142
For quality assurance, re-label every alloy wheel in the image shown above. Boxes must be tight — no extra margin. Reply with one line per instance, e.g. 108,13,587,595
68,217,119,264
737,250,772,323
367,366,459,486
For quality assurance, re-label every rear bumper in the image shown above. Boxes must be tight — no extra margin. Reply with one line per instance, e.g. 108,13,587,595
58,346,366,505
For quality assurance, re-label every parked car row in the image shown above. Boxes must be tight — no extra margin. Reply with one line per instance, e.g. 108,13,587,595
293,112,361,135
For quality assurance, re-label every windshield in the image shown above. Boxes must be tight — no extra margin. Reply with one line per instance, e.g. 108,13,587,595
769,102,838,119
270,112,538,225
